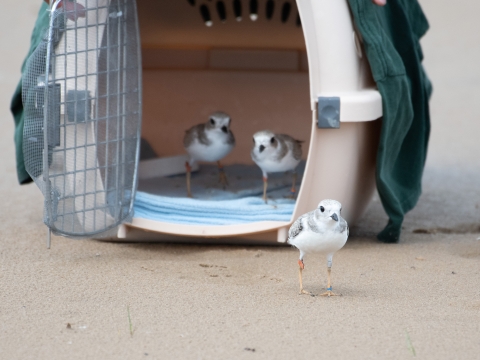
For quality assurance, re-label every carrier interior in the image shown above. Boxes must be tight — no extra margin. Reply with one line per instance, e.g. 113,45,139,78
134,0,312,226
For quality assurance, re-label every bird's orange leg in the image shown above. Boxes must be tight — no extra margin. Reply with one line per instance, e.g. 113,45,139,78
263,176,268,203
298,259,311,295
185,161,192,198
320,267,340,297
217,161,228,189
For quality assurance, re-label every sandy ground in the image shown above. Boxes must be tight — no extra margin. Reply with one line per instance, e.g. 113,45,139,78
1,1,479,359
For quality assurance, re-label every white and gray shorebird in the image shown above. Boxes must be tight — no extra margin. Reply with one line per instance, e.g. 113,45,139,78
183,111,235,197
288,199,348,296
251,130,303,203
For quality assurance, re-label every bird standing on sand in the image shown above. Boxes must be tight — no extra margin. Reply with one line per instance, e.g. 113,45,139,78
183,112,235,197
288,199,348,296
251,130,302,203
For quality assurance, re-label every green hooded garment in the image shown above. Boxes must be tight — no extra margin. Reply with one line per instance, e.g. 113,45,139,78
10,0,431,243
348,0,432,242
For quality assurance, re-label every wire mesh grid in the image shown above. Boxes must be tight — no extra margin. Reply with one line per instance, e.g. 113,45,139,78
22,0,142,238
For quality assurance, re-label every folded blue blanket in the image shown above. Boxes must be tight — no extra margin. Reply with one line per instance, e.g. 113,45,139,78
133,163,304,225
134,192,296,225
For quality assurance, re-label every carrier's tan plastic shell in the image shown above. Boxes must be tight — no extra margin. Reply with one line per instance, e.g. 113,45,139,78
111,0,382,242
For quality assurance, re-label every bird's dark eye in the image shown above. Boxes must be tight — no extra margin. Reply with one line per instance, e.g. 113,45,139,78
210,118,215,125
270,137,275,144
320,206,325,212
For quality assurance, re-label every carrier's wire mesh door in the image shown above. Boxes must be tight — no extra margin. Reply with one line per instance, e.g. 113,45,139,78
22,0,142,237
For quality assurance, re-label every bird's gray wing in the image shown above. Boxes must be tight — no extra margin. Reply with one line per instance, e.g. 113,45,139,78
274,135,289,161
292,140,303,161
195,124,211,145
225,130,235,146
184,124,210,147
288,214,306,241
183,126,196,148
277,134,303,161
339,218,348,236
288,213,310,241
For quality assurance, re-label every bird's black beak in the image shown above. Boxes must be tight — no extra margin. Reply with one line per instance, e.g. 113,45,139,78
259,145,265,153
330,213,338,222
221,126,228,133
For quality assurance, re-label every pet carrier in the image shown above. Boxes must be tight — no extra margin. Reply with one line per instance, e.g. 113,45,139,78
23,0,382,245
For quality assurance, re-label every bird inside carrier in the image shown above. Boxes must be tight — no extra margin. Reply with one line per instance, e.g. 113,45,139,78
23,0,382,243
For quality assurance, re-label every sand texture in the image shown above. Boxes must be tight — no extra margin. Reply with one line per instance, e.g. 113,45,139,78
1,1,479,359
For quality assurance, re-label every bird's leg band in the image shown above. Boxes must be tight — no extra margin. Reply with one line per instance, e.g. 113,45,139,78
298,259,304,269
319,267,340,296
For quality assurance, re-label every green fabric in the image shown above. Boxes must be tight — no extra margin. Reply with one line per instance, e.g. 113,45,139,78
12,1,431,242
10,3,50,184
348,0,431,242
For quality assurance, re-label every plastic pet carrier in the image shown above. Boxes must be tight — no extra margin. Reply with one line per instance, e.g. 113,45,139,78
23,0,382,245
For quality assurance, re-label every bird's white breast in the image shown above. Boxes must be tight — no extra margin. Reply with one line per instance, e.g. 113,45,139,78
187,131,233,163
289,219,348,255
254,150,300,174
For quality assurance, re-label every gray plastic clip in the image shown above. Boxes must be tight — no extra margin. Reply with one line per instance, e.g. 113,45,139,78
31,83,61,147
317,97,340,129
67,90,92,123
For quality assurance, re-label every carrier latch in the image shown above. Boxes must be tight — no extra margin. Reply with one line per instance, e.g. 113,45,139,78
317,97,340,129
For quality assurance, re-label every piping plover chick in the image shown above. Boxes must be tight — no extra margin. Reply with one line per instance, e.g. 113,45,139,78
183,112,235,197
251,130,302,203
288,199,348,296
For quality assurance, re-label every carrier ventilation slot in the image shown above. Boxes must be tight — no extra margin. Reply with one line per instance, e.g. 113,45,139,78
216,1,227,22
249,0,258,21
266,0,274,19
233,0,242,21
281,2,291,23
200,4,213,26
192,0,301,27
